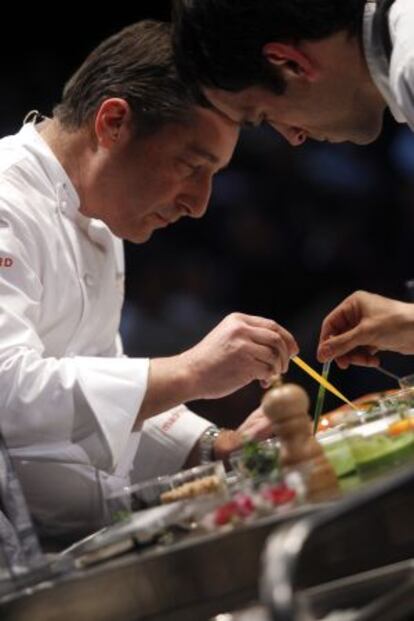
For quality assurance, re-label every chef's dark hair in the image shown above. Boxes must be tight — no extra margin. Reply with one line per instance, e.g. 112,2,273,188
173,0,366,95
54,20,208,136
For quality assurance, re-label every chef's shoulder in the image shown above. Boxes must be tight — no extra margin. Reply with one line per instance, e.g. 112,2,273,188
0,147,59,279
0,140,59,232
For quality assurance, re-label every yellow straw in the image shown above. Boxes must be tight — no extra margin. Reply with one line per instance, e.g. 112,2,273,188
292,356,357,410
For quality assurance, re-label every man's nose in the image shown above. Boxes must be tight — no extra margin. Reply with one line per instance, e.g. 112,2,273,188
181,177,212,219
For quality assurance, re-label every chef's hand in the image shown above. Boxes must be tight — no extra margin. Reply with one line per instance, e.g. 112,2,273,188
213,406,274,462
236,405,273,442
317,290,414,369
179,312,298,399
138,312,297,425
185,406,274,467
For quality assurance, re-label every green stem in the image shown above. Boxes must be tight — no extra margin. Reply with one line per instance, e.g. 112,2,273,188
313,361,331,435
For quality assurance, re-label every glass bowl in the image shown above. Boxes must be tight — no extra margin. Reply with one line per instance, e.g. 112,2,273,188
105,462,227,524
345,412,414,481
317,426,360,493
229,438,279,482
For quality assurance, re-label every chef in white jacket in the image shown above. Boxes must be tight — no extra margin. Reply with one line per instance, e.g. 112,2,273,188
0,20,298,537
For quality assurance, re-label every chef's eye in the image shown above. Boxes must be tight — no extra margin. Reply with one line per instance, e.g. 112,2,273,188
179,160,201,175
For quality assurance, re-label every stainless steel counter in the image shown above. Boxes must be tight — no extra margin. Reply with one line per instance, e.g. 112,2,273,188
0,505,315,621
3,466,414,621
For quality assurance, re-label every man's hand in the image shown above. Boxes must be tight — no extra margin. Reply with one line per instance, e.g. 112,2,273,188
236,405,274,442
213,406,274,462
138,312,298,424
317,290,414,369
178,312,298,400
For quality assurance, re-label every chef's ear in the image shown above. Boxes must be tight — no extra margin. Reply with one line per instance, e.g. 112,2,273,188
94,98,132,148
262,42,319,83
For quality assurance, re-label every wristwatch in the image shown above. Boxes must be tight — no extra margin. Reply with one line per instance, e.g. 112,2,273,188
199,426,221,464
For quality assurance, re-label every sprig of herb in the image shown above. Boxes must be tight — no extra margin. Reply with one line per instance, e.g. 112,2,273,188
242,440,278,478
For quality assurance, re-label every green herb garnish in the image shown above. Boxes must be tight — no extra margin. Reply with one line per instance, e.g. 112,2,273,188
241,440,278,479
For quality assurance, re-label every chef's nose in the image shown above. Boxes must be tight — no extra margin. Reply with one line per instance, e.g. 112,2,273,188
179,175,212,219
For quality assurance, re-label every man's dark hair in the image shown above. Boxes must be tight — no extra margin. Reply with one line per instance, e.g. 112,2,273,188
173,0,366,94
54,20,207,136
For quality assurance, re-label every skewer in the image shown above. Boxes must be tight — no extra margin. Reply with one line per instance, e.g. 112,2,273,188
291,356,357,410
374,366,401,383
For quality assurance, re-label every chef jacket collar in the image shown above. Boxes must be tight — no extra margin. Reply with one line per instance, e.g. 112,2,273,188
363,0,406,124
20,118,81,220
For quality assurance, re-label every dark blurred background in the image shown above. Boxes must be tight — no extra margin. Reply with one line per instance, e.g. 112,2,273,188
4,2,414,427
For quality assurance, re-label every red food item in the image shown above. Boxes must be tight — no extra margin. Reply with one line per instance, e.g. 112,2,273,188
214,501,239,526
234,493,255,517
262,484,296,506
214,493,256,526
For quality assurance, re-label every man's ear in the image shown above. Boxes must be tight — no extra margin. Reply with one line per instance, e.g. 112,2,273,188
262,42,319,82
94,98,132,148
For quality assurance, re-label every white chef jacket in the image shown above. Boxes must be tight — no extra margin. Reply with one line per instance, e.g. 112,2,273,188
0,121,211,536
364,0,414,130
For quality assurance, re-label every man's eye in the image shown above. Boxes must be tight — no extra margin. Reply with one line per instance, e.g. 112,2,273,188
180,161,200,175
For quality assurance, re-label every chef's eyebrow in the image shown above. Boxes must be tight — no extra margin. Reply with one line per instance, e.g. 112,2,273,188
185,144,231,173
187,144,219,164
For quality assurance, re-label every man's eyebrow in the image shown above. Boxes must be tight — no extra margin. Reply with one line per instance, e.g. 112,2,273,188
187,144,220,164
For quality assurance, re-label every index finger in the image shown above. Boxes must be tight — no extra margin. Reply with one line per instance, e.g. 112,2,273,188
242,314,299,357
319,295,362,353
320,310,348,343
336,348,381,369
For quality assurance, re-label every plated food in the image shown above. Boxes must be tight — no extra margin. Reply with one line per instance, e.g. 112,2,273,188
106,380,414,545
315,390,398,432
229,438,279,480
317,386,414,485
160,474,223,504
106,462,228,522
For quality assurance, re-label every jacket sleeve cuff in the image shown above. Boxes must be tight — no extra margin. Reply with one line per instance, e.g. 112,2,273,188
131,405,212,481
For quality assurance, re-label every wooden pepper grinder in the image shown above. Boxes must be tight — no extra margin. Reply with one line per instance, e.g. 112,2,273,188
262,377,339,502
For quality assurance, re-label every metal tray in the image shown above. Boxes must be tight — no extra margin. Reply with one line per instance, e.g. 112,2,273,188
0,503,316,621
